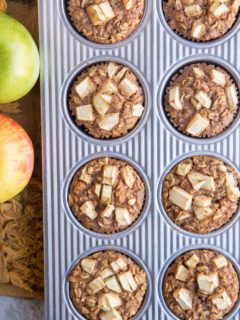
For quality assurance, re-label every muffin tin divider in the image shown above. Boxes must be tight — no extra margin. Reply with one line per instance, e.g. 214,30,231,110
39,0,240,319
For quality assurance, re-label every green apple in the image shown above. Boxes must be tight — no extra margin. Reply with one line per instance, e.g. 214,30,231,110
0,114,34,203
0,13,40,103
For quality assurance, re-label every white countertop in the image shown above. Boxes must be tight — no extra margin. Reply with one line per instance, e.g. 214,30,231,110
0,297,44,320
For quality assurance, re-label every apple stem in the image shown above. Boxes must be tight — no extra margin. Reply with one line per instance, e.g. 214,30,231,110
0,0,7,12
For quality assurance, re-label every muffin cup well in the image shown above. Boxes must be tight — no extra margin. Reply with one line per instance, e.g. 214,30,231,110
157,0,240,49
157,54,240,145
61,56,151,146
64,245,152,320
62,152,151,240
157,150,240,239
157,244,240,320
58,0,151,49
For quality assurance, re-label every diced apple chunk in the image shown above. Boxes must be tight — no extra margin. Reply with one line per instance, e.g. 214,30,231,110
182,0,194,5
185,254,200,269
118,271,138,292
177,162,192,176
100,268,114,279
76,104,95,121
169,187,193,210
80,201,97,220
188,171,207,190
118,77,138,98
186,113,209,136
188,171,215,191
193,67,205,78
97,113,119,131
195,91,212,109
100,309,122,320
101,204,115,218
204,177,216,192
193,206,213,220
232,0,240,12
75,77,95,99
115,208,132,226
184,5,202,17
101,79,118,94
226,85,238,109
226,185,240,201
191,22,204,39
131,103,144,117
99,1,115,20
111,258,127,272
193,195,212,207
81,258,97,274
225,172,236,187
115,67,128,83
128,198,136,205
173,288,192,311
103,165,118,185
211,290,232,310
94,183,102,197
86,4,106,26
93,93,111,116
108,63,120,79
120,166,136,188
80,167,92,184
89,276,105,294
209,1,229,17
175,264,190,282
169,85,182,111
98,292,122,310
210,69,226,86
213,255,228,269
122,0,133,10
105,276,122,293
101,185,112,204
197,272,219,294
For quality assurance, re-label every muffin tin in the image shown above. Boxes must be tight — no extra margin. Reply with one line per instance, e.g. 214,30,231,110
39,0,240,319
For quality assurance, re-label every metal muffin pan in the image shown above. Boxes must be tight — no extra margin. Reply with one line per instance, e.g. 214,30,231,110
64,246,153,320
62,151,151,240
39,0,240,319
157,150,240,239
58,0,152,49
61,55,151,147
157,0,240,49
157,244,240,320
157,54,240,145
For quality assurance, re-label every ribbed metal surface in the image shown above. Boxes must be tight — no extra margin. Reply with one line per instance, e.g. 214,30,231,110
38,0,240,319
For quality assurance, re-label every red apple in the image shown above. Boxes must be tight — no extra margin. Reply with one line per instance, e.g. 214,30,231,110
0,114,34,203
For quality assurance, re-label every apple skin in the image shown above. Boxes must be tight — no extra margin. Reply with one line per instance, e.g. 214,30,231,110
0,114,34,203
0,13,40,103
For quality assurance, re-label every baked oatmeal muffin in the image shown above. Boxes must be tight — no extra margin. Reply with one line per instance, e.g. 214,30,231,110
68,157,145,234
163,0,240,42
69,62,145,139
68,250,148,320
67,0,145,44
163,249,239,320
162,155,240,234
164,63,239,138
